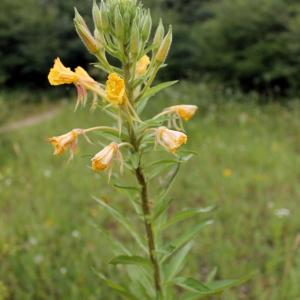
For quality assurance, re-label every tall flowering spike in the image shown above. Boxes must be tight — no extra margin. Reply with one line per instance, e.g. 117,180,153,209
105,73,126,105
165,105,198,121
136,55,151,76
91,142,122,173
156,127,187,153
48,58,77,85
48,129,83,158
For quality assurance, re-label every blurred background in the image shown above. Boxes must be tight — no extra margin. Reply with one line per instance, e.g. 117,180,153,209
1,0,300,299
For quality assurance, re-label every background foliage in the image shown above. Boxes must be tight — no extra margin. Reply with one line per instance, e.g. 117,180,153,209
1,0,300,94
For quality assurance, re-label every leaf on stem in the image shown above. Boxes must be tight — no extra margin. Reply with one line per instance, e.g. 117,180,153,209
110,255,151,267
93,196,147,253
161,220,214,263
160,206,216,231
164,242,194,282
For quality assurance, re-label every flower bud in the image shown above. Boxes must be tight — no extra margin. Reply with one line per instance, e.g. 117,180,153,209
74,9,100,54
153,19,164,50
142,10,152,42
155,26,172,64
92,0,102,30
100,1,109,33
130,22,140,56
114,6,124,42
136,55,150,76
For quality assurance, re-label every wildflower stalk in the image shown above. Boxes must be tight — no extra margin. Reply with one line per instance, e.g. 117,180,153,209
123,52,162,296
47,1,240,298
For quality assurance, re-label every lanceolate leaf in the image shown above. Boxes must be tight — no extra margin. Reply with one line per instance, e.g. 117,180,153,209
136,81,178,113
96,273,140,300
161,220,214,263
178,274,254,299
93,196,147,253
139,80,178,103
110,255,151,267
160,207,216,231
164,242,194,282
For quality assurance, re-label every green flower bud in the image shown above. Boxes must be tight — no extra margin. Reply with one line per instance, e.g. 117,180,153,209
114,6,124,42
74,8,100,55
155,26,172,64
130,22,140,56
142,9,152,42
100,1,109,33
92,0,102,30
153,19,164,50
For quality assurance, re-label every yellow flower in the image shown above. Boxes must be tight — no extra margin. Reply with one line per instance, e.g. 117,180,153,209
48,58,104,109
48,58,77,85
105,73,126,105
165,105,198,121
223,168,233,177
48,129,83,158
136,55,150,76
91,142,122,172
156,127,187,153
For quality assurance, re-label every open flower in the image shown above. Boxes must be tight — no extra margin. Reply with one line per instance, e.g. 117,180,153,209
136,55,150,76
164,105,198,121
48,58,104,109
48,129,83,159
105,73,126,105
91,143,123,176
155,127,187,153
48,58,77,85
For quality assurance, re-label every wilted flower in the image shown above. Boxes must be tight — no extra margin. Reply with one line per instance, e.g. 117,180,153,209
48,129,83,159
105,73,126,105
48,58,104,108
136,55,150,76
74,66,105,108
164,105,198,121
155,127,187,153
91,143,123,175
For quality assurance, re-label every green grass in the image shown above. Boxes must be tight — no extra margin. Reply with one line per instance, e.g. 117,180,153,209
1,83,300,300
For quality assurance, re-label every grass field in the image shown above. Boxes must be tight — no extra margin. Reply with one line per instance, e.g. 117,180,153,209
0,83,300,300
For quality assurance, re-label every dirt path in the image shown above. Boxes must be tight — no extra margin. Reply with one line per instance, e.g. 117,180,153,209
0,108,61,134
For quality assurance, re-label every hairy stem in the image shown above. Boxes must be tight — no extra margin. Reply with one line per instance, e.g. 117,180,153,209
135,166,162,294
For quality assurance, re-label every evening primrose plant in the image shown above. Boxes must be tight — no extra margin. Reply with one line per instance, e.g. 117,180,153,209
47,0,242,298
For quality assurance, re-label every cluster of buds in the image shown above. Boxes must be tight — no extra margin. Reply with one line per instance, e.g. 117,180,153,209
47,0,198,178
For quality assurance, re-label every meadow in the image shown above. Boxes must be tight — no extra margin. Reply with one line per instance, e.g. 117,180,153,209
0,83,300,300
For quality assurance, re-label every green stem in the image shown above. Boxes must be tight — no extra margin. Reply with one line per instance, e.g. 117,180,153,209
123,55,163,297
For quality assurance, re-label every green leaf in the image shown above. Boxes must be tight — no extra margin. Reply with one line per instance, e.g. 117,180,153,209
96,273,140,300
146,159,179,181
136,81,178,113
161,220,214,263
164,242,194,282
160,207,216,231
178,273,254,299
93,196,147,253
142,80,178,101
110,255,151,267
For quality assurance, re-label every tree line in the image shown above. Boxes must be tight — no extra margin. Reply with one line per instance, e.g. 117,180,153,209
1,0,300,95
